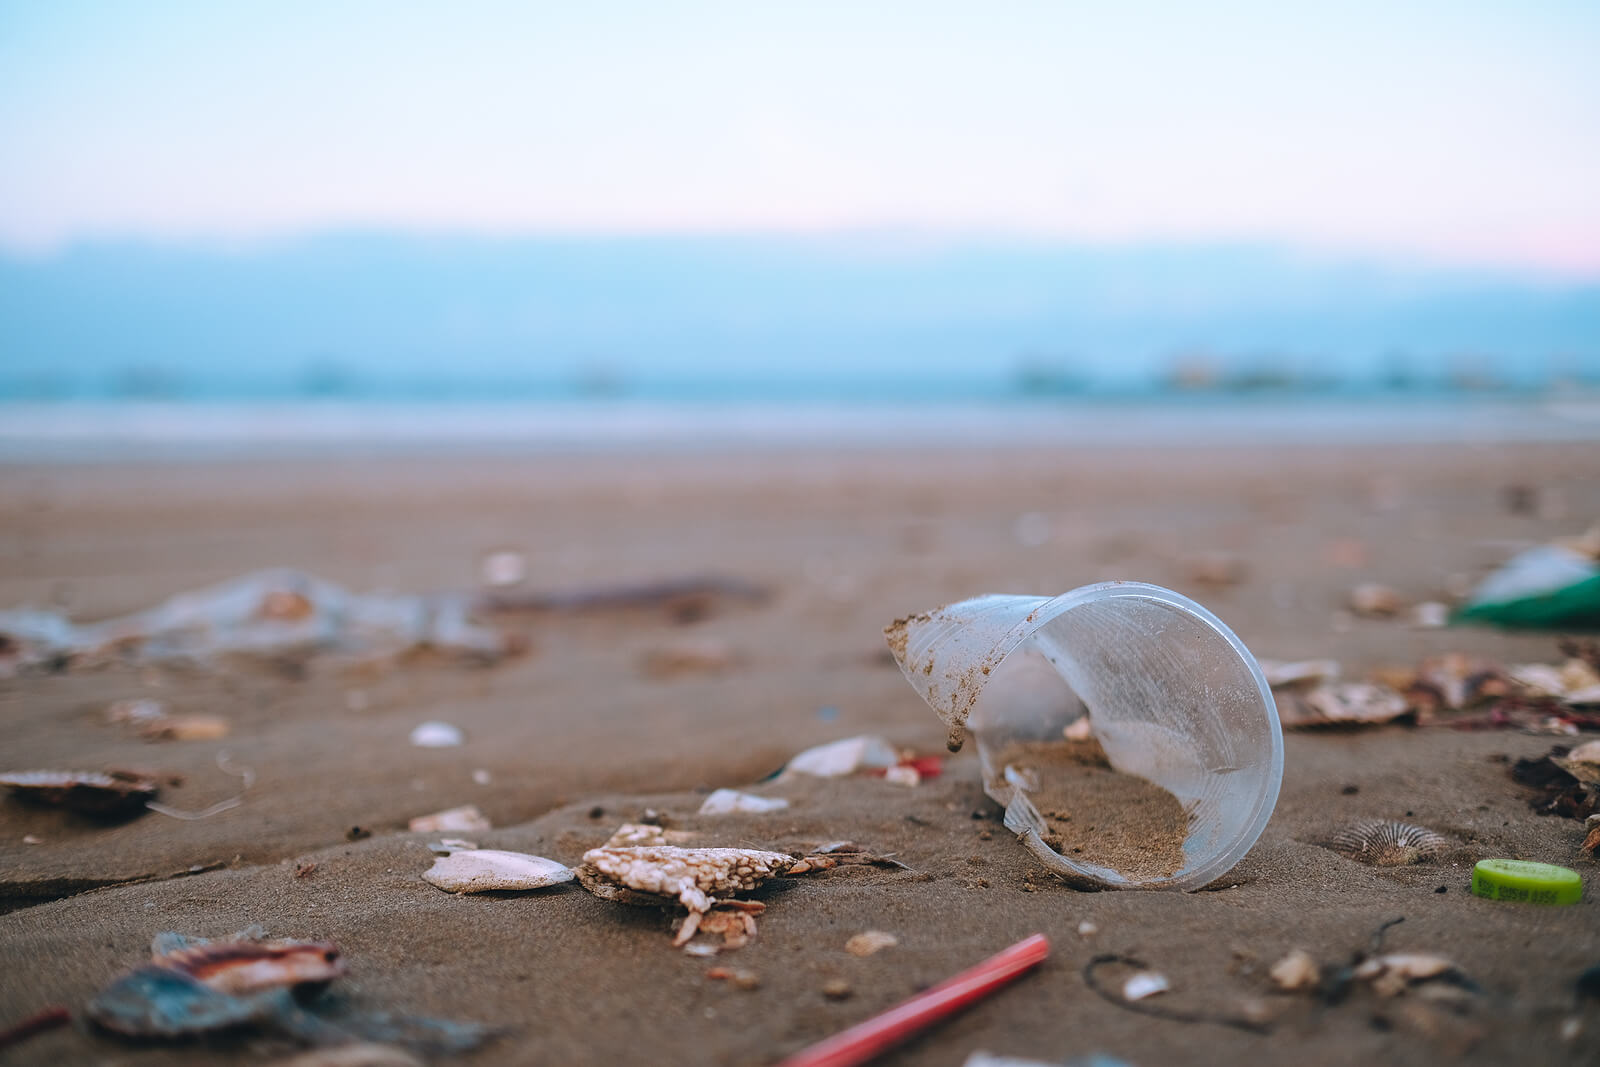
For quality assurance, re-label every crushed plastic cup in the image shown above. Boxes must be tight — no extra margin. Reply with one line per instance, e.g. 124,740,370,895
884,581,1282,890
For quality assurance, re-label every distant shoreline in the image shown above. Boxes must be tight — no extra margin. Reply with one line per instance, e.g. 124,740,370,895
2,395,1599,462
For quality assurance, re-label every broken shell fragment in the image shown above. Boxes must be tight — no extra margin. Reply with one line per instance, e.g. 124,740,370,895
427,838,479,854
698,789,789,816
640,637,738,678
422,850,574,893
604,823,696,848
0,769,159,817
845,931,899,957
1355,953,1475,998
1122,972,1169,1000
410,721,464,748
1278,683,1409,728
408,805,491,834
1349,583,1404,618
1269,949,1320,992
153,936,347,994
1327,820,1448,866
780,736,899,778
86,965,281,1037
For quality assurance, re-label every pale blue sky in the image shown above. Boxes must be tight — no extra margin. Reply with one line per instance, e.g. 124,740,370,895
2,1,1597,272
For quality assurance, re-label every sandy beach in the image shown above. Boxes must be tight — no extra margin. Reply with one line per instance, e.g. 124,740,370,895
2,439,1598,1066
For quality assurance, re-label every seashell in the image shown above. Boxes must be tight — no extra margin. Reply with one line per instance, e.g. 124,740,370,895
1269,949,1320,991
579,844,795,945
698,789,789,815
0,769,158,816
1326,820,1448,866
604,823,696,848
274,1043,425,1067
1354,953,1476,998
153,936,346,994
408,805,491,834
479,549,527,589
422,850,574,893
409,721,463,748
780,735,899,778
1256,659,1340,689
1278,683,1408,728
106,698,166,725
427,837,479,854
1349,583,1404,618
86,965,279,1037
1122,972,1169,1000
845,931,898,957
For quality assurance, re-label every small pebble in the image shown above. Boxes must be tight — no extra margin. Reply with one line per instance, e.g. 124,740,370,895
822,979,853,1000
1077,921,1098,937
845,931,899,957
1123,972,1169,1000
22,834,42,845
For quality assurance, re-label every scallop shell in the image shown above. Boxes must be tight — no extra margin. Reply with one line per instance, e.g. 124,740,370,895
1326,820,1448,866
154,937,347,994
0,769,159,816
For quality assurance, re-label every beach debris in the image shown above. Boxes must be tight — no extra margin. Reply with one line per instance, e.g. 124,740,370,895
1184,551,1246,587
21,834,42,844
781,936,1048,1067
1063,716,1093,741
1277,683,1409,729
706,967,762,990
680,902,765,952
105,698,230,741
274,1043,425,1067
408,804,491,834
422,849,574,893
1349,583,1404,618
1325,820,1448,866
1083,954,1270,1034
479,549,527,589
881,765,921,786
1256,659,1340,688
1412,602,1450,629
1511,746,1599,819
152,932,347,995
780,735,899,779
604,822,697,848
578,845,795,946
821,978,854,1000
477,574,769,624
409,721,463,748
698,789,789,815
1470,858,1583,905
1269,949,1320,992
87,966,292,1038
143,751,254,821
1122,971,1170,1001
845,931,899,957
427,838,479,854
640,637,738,678
1354,953,1477,998
0,1005,71,1053
1454,528,1600,629
0,768,160,817
1582,814,1600,855
471,768,492,784
0,568,516,674
1077,921,1099,938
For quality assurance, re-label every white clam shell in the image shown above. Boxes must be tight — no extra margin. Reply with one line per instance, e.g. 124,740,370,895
697,789,789,815
410,721,463,747
422,849,574,893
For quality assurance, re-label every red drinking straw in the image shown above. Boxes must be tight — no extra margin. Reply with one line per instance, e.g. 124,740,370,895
776,933,1050,1067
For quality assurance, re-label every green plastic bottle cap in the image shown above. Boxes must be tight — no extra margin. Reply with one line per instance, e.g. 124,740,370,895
1471,859,1583,906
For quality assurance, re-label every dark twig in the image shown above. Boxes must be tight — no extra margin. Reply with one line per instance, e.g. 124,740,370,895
1082,954,1270,1034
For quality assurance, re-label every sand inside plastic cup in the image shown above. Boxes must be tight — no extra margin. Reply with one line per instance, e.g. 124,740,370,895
884,581,1282,890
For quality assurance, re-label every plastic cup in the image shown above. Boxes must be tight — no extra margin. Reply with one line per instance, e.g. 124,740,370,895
884,581,1282,890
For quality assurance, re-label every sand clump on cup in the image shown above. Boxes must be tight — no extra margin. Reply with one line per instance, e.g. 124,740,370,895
991,737,1191,883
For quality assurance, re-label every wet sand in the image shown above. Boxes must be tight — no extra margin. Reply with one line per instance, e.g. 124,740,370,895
1,441,1598,1065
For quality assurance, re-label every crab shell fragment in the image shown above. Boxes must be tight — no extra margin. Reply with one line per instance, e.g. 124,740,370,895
0,769,159,816
579,844,796,945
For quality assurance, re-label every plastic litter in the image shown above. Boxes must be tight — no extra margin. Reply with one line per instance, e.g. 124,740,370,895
780,736,900,779
885,582,1282,890
698,789,789,815
1454,530,1600,629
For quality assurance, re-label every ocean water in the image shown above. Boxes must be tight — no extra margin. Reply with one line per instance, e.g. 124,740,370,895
2,394,1598,462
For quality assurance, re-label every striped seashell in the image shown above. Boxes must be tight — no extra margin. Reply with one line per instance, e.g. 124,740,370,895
1326,820,1448,866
